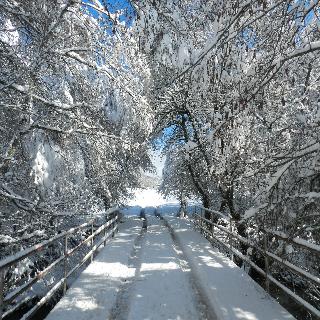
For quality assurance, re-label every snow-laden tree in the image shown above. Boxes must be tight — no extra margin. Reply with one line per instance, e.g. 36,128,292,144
135,0,320,215
0,0,154,249
136,2,320,306
132,1,320,272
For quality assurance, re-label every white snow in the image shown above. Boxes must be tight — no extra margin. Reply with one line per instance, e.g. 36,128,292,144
246,247,253,256
12,257,34,279
242,203,268,220
126,188,178,207
0,234,17,244
0,19,19,45
45,216,296,320
266,229,320,253
21,230,45,240
178,44,190,68
184,140,198,152
125,150,178,209
127,216,203,320
273,40,320,66
267,160,295,192
298,192,320,199
150,150,165,177
31,137,60,190
285,244,294,254
46,217,143,320
165,217,295,320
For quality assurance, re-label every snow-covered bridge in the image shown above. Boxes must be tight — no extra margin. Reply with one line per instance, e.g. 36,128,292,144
43,215,294,320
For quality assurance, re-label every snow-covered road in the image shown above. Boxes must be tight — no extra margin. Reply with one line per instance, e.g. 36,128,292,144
46,215,295,320
125,216,211,320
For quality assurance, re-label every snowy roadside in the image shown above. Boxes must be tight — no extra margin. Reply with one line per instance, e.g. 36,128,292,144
46,217,143,320
165,217,296,320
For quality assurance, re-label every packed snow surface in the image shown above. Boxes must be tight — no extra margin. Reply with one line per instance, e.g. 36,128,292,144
126,216,205,320
165,217,295,320
46,215,295,320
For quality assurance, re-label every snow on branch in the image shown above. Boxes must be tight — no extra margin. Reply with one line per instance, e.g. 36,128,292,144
273,40,320,67
65,51,137,99
81,1,119,26
0,184,36,212
0,81,90,114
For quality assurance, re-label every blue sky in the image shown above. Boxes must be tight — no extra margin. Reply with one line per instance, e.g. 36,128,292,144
153,126,176,149
82,0,135,28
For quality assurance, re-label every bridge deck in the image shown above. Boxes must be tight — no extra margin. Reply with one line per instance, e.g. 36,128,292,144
46,216,295,320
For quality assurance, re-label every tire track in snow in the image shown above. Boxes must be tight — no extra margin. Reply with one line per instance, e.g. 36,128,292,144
108,217,147,320
159,215,218,320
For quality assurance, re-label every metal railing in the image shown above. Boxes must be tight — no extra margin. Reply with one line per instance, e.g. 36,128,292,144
192,205,320,318
0,208,119,320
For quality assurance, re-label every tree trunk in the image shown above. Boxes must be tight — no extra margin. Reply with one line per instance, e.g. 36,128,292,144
178,194,187,218
202,194,212,220
220,183,248,266
180,110,212,220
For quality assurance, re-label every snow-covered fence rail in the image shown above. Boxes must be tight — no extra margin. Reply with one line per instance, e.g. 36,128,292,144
0,209,120,320
192,206,320,319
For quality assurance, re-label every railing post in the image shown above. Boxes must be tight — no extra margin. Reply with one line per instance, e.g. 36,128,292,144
211,212,214,235
0,268,5,320
192,206,196,230
90,219,94,262
111,215,115,238
229,219,234,262
115,213,119,234
63,235,68,295
264,233,270,293
103,225,107,246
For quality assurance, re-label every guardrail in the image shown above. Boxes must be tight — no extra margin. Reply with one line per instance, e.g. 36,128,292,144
0,208,120,320
192,205,320,319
